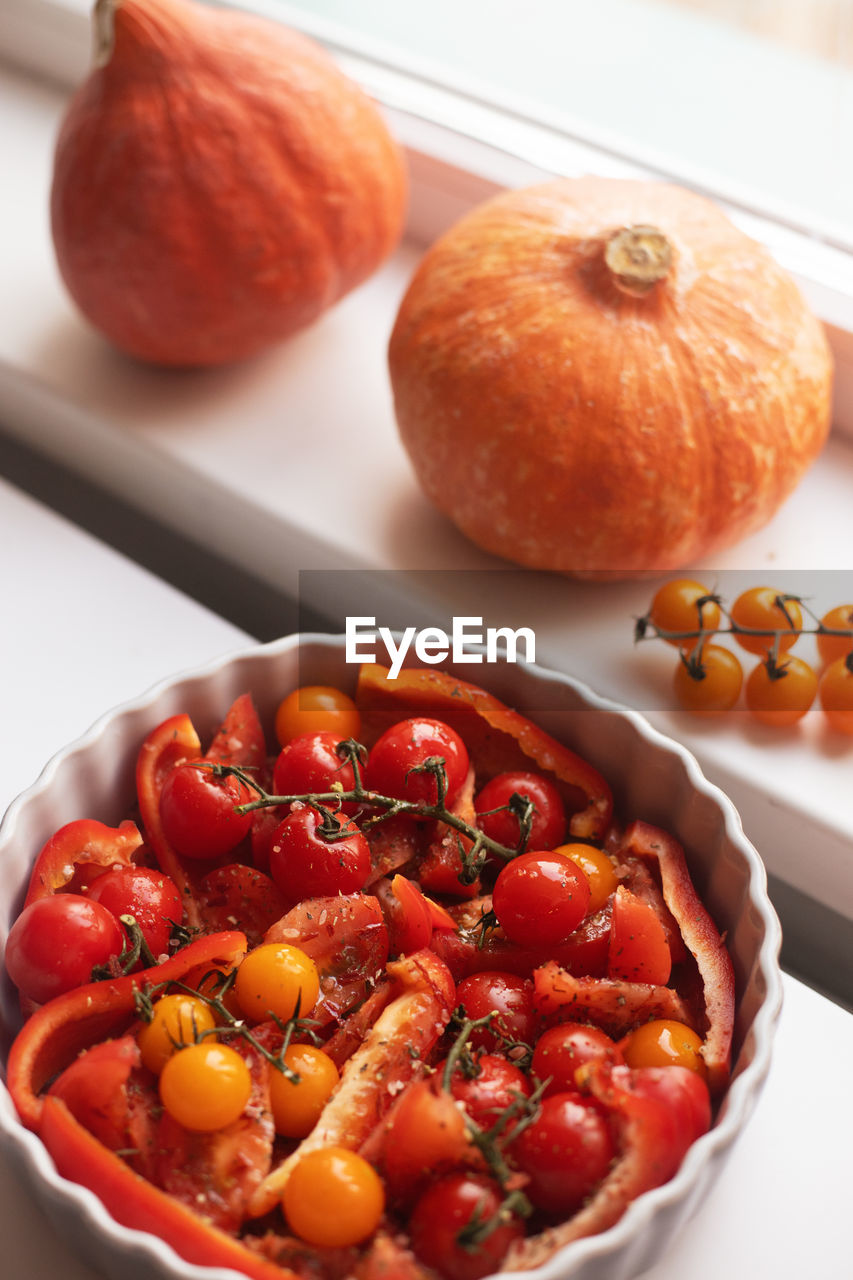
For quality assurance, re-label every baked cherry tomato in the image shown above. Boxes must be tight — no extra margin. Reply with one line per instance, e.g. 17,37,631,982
492,850,590,948
439,1053,532,1132
818,656,853,734
158,762,252,860
817,605,853,666
510,1092,616,1216
84,865,182,957
455,972,536,1052
5,894,125,1004
235,942,320,1023
673,644,743,713
283,1147,384,1247
730,587,802,655
275,685,361,748
648,579,721,651
137,993,218,1074
630,1064,711,1148
745,655,817,726
621,1019,707,1077
159,1041,252,1131
474,770,565,853
408,1173,525,1280
366,717,469,810
382,1079,471,1201
268,1044,340,1137
195,864,287,949
268,806,371,903
271,731,358,814
530,1024,623,1097
554,843,618,913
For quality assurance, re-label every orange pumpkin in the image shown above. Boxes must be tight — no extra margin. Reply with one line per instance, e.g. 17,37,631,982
388,178,833,578
51,0,408,367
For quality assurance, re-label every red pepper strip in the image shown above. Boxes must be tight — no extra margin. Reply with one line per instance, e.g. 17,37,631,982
204,692,267,771
533,960,696,1037
618,820,736,1093
356,664,613,840
38,1097,291,1280
247,948,456,1218
23,818,144,907
7,931,247,1131
504,1062,692,1269
135,713,203,928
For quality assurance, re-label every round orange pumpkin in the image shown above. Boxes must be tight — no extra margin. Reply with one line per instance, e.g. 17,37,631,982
388,177,833,578
51,0,408,367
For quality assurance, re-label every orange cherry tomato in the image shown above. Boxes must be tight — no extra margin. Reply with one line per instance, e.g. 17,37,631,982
275,686,361,748
269,1044,340,1138
673,645,743,714
554,843,618,913
648,579,721,651
621,1019,707,1078
235,943,320,1024
159,1042,252,1131
816,605,853,667
730,587,802,655
283,1147,385,1247
137,993,218,1075
818,657,853,735
745,656,817,726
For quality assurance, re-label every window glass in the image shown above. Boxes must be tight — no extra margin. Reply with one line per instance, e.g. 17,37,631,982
279,0,853,246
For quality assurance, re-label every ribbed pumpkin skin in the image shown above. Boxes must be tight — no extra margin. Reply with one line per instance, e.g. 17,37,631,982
51,0,408,366
389,178,833,578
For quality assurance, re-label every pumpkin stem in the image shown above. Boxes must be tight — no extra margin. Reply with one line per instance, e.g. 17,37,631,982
604,225,673,297
94,0,118,67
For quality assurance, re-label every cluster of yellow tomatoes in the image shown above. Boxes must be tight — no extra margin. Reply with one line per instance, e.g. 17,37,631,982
643,580,853,731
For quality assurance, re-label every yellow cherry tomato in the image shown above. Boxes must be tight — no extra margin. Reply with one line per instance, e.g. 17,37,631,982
730,587,802,656
283,1147,385,1247
554,843,618,914
275,686,361,748
159,1042,252,1131
235,943,320,1024
673,645,743,714
648,579,721,651
621,1019,707,1078
745,656,817,727
269,1044,340,1138
818,657,853,735
137,993,217,1075
816,605,853,667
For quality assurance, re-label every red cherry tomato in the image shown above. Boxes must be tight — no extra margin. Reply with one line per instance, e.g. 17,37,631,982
366,718,469,810
492,851,591,948
271,731,358,815
455,971,536,1052
440,1053,532,1132
474,770,566,854
195,864,287,948
5,894,125,1004
409,1173,525,1280
158,762,252,860
84,865,182,957
510,1092,616,1216
630,1064,712,1149
268,807,371,904
530,1024,623,1097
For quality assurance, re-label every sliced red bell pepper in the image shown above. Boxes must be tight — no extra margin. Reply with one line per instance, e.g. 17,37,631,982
135,713,203,927
618,821,735,1092
38,1096,291,1280
533,959,695,1037
356,664,613,840
7,931,247,1131
23,818,144,907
